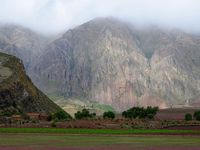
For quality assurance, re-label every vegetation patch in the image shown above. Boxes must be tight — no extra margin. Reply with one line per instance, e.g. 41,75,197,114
103,111,115,119
122,106,158,119
194,110,200,121
74,109,96,120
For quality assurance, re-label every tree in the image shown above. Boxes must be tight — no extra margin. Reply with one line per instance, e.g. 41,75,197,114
103,111,115,119
74,109,95,120
122,106,159,119
122,111,128,118
194,110,200,121
74,111,82,119
146,106,159,116
53,110,72,121
185,113,192,121
91,113,96,118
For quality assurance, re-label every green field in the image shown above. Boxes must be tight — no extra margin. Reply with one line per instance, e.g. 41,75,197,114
0,133,200,150
0,128,200,150
0,128,199,134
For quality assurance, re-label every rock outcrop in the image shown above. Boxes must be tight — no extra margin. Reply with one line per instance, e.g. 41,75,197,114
0,52,62,115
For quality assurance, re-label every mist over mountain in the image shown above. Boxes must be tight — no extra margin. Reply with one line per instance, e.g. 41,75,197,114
0,24,50,69
0,0,200,34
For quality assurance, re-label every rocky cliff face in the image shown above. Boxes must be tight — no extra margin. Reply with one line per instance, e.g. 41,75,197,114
29,18,200,111
0,52,62,115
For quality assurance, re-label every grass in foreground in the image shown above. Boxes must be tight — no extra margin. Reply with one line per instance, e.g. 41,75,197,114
0,134,200,150
0,128,200,135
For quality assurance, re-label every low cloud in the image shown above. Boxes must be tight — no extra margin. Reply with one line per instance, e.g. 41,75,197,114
0,0,200,34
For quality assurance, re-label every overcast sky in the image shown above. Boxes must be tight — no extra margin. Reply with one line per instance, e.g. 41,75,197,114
0,0,199,34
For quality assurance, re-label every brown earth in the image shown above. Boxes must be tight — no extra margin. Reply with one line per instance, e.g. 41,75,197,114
156,108,200,120
164,125,200,130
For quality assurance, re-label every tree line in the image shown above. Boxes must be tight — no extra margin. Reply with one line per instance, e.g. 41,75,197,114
185,110,200,121
122,106,159,119
72,106,159,120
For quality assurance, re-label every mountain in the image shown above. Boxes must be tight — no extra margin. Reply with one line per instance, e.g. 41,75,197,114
29,18,200,111
0,24,111,116
0,52,62,115
0,24,50,69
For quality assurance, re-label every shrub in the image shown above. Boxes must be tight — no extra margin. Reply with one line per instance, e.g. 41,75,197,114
74,109,95,120
194,110,200,121
103,111,115,119
185,113,192,121
91,113,96,118
196,114,200,121
74,111,82,120
53,110,72,121
146,106,159,116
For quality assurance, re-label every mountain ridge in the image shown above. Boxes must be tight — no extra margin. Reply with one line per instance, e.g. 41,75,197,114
29,18,200,111
1,18,200,112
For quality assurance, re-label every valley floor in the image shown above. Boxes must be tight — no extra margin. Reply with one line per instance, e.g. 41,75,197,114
0,133,200,150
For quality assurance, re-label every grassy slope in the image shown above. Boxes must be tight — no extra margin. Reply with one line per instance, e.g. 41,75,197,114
49,94,115,117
